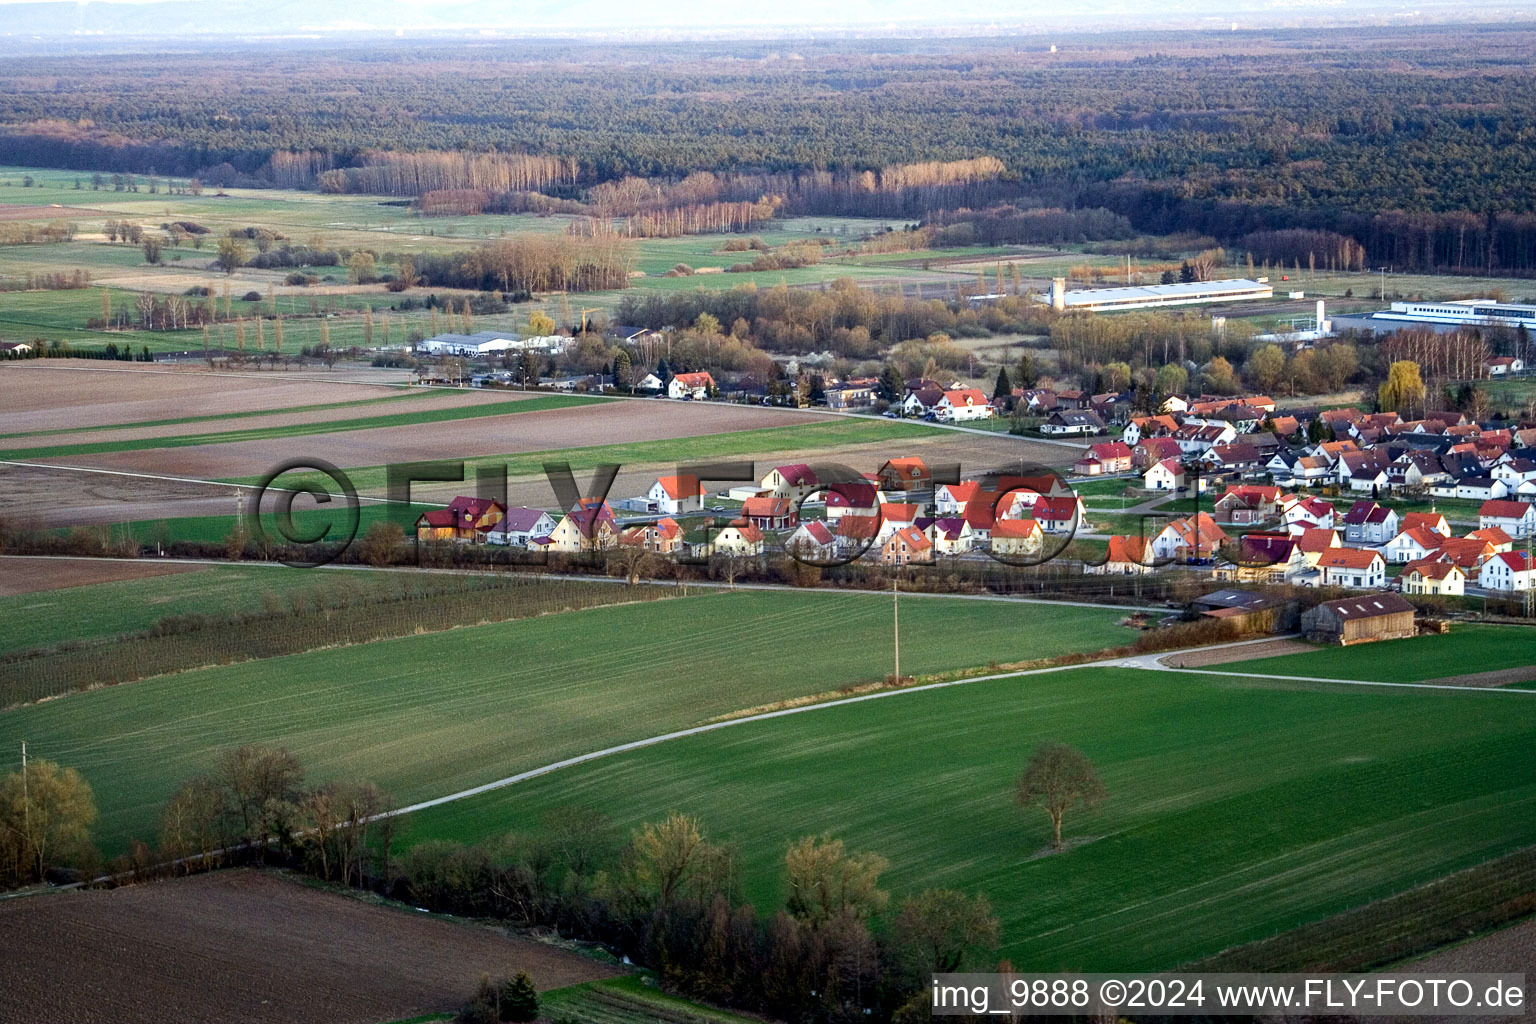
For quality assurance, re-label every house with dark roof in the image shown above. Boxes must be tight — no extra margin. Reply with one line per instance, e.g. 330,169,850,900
1341,500,1398,545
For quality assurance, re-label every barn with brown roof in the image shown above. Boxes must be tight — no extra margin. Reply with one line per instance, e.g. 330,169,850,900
1301,593,1417,646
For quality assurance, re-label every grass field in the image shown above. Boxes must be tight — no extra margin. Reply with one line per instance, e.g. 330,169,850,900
3,394,602,460
0,588,1133,854
235,416,946,490
1222,626,1536,682
543,976,766,1024
398,664,1536,970
0,564,433,654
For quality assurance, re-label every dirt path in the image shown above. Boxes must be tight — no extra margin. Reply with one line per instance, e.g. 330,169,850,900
0,870,616,1024
1417,666,1536,688
1161,638,1317,668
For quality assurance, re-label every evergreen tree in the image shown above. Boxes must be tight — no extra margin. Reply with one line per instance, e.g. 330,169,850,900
993,365,1012,399
877,363,904,403
498,973,539,1023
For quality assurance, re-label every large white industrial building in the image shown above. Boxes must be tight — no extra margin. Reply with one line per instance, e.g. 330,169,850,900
1034,277,1273,313
1333,299,1536,333
418,330,571,356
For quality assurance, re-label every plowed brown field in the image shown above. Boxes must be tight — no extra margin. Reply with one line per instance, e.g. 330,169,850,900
0,870,616,1024
0,556,200,596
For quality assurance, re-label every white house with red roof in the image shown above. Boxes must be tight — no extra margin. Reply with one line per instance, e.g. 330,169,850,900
1486,355,1524,376
1283,495,1336,534
667,371,715,399
1085,534,1155,575
759,464,821,501
1316,548,1387,588
1382,526,1444,564
646,474,707,515
1401,559,1465,596
1029,494,1084,534
1144,458,1185,492
934,388,994,423
1479,550,1535,591
989,517,1044,558
935,481,981,516
823,482,885,522
1072,441,1133,476
874,503,922,544
785,519,837,560
1480,499,1536,538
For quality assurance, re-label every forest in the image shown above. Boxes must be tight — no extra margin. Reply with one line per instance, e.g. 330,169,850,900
5,25,1536,271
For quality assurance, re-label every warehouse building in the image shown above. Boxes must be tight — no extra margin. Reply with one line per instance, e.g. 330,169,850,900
1332,299,1536,335
1034,277,1273,313
418,330,571,356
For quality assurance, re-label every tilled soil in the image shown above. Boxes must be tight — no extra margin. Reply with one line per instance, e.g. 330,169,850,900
0,870,616,1024
0,555,201,596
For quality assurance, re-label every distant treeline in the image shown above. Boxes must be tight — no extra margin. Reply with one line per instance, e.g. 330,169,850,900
412,236,634,293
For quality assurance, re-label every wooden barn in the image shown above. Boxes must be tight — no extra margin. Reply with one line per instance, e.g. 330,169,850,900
1301,593,1417,646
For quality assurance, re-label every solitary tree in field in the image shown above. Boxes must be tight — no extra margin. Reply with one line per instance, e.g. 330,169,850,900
1015,741,1105,850
215,236,247,275
498,972,539,1023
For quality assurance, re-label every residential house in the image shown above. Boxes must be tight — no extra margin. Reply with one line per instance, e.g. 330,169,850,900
1283,496,1336,534
824,383,875,410
1382,526,1444,564
667,371,715,400
619,516,684,555
1151,512,1228,562
1172,421,1237,454
1085,534,1156,575
646,474,707,515
901,386,946,418
1466,526,1514,553
881,526,933,566
935,481,981,516
1456,476,1508,501
1295,527,1343,570
934,388,994,423
1341,500,1399,546
760,464,821,502
989,517,1044,559
1479,550,1536,591
1123,414,1179,446
1144,458,1185,492
545,501,619,553
1486,355,1525,376
823,483,884,523
1272,452,1333,488
1201,442,1265,476
877,457,931,493
1480,499,1536,539
930,517,975,556
633,372,664,392
415,496,506,543
1401,511,1451,538
1031,494,1084,534
1432,537,1497,574
1214,533,1306,583
833,512,880,555
1339,450,1392,492
706,519,765,557
1073,441,1133,476
1214,485,1282,525
415,509,460,543
1132,435,1183,470
1400,559,1466,596
785,520,837,560
1316,548,1387,588
1301,593,1417,645
875,503,922,544
1041,410,1106,436
740,495,798,530
485,507,557,547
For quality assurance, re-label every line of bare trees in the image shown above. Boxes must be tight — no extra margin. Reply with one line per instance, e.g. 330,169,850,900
319,150,579,197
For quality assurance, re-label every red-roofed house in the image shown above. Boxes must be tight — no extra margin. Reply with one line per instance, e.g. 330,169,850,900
786,519,837,559
1283,496,1336,534
760,464,820,501
989,517,1044,558
646,474,707,515
1401,559,1465,596
882,525,934,565
1317,548,1387,588
1466,526,1514,553
740,496,798,530
1479,550,1535,591
1073,441,1133,476
935,388,994,423
1151,513,1228,562
417,496,507,543
1480,499,1536,538
1214,485,1282,525
824,483,884,522
1144,458,1185,492
619,516,684,555
1382,526,1445,564
1085,534,1155,575
1401,511,1451,538
877,457,931,492
667,371,716,400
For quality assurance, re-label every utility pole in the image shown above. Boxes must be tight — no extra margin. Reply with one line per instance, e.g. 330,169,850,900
892,578,901,683
20,740,28,858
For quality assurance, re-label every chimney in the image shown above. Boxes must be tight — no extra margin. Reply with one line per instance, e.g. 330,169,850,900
1051,277,1066,312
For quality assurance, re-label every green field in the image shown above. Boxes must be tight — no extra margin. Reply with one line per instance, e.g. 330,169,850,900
398,664,1536,970
0,588,1132,854
1225,626,1536,683
2,394,602,460
0,564,436,654
235,416,947,490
